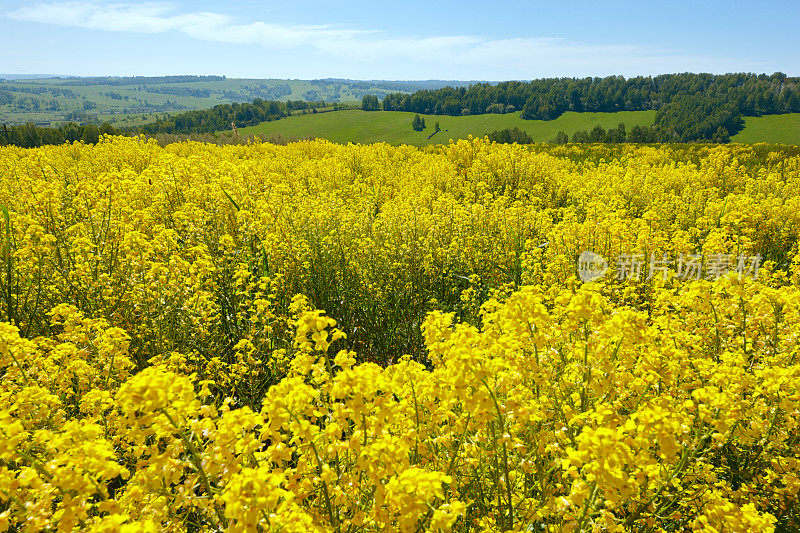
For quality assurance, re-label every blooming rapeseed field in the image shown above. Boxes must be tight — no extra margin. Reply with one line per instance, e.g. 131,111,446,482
1,135,799,531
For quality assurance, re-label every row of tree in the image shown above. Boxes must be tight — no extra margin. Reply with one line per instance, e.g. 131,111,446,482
488,122,729,145
566,122,731,144
555,124,667,143
0,96,339,147
136,98,327,135
487,127,534,144
0,122,116,148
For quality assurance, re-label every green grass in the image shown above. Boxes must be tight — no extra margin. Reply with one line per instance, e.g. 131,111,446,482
731,113,800,145
239,110,658,146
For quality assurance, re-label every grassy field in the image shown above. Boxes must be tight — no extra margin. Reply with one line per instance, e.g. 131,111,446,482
239,109,658,145
732,113,800,144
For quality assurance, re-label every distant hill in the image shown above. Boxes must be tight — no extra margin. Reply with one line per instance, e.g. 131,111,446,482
0,76,484,127
314,79,488,92
26,75,228,86
0,74,80,80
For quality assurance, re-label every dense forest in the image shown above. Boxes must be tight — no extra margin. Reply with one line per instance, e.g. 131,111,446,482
382,73,800,141
135,98,327,135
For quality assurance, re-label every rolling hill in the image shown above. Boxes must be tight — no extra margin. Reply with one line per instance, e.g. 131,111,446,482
0,77,476,127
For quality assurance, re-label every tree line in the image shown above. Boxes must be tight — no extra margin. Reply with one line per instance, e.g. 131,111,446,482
136,98,327,135
45,75,227,86
0,122,115,148
0,97,330,147
487,122,729,145
557,124,665,143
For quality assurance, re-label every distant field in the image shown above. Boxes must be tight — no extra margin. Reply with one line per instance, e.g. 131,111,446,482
0,77,416,126
732,113,800,144
239,110,658,145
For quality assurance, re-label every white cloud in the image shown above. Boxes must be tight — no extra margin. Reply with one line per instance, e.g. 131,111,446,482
8,2,377,48
7,1,754,77
9,2,228,34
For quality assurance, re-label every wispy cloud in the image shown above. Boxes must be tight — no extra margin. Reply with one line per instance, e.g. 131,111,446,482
9,2,226,34
8,1,755,77
8,2,378,48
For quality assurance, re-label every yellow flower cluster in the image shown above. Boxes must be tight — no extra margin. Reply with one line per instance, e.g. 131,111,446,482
0,136,799,531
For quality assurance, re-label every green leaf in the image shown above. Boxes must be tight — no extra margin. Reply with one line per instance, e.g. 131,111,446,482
221,188,240,211
0,204,9,238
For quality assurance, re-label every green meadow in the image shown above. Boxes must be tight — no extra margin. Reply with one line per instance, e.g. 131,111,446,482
239,109,658,145
731,113,800,144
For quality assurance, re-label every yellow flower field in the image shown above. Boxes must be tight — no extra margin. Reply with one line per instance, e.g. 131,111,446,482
1,136,799,531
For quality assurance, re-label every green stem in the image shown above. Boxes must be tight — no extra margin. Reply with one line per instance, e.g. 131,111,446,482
288,410,340,533
574,481,598,532
410,380,421,464
482,379,514,530
158,408,228,529
7,344,31,386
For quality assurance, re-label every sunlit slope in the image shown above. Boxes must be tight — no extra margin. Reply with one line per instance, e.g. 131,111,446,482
732,113,800,144
239,109,657,145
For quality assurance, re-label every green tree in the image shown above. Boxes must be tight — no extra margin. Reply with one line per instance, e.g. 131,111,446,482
571,129,590,143
589,125,607,142
412,114,425,131
435,121,441,133
361,95,380,111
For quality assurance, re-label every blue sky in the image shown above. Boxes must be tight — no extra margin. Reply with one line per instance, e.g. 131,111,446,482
1,0,798,80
